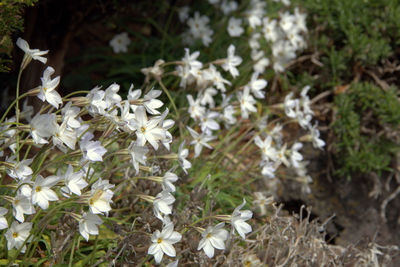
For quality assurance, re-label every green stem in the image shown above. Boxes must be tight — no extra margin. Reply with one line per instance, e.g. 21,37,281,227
89,235,99,265
15,68,23,162
68,233,78,267
181,215,216,235
158,79,179,119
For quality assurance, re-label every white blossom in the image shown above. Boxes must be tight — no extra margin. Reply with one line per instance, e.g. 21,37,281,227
16,38,48,69
178,141,192,174
0,207,8,229
13,193,35,223
198,222,229,258
187,126,215,158
231,199,253,239
5,222,32,253
60,165,88,197
32,175,59,210
88,178,115,216
109,32,131,53
227,17,244,37
81,140,107,162
79,212,103,241
162,172,179,193
153,190,175,221
30,113,58,145
222,44,242,78
238,86,257,119
37,66,62,109
148,222,182,264
128,142,149,174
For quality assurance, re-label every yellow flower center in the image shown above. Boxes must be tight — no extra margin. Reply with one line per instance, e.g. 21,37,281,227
89,189,103,206
13,232,18,238
43,87,47,92
157,238,162,244
206,233,211,239
35,186,42,192
140,127,146,133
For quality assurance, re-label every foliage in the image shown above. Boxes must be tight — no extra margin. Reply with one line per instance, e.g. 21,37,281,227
301,0,400,82
333,82,400,178
0,0,38,72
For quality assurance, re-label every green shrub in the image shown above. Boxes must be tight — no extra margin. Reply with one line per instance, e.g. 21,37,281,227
333,82,400,178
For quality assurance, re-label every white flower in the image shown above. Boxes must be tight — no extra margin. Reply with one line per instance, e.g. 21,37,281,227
60,165,88,197
222,44,242,78
253,192,273,216
0,207,8,229
5,222,32,253
203,64,231,92
260,160,277,179
178,141,191,174
252,50,270,74
222,105,236,126
178,6,190,22
231,199,253,239
148,222,182,264
254,135,278,161
162,172,179,193
294,7,307,33
289,142,303,168
104,83,122,108
109,32,131,53
246,0,265,29
37,66,62,109
80,140,107,162
160,109,175,150
132,106,165,150
61,102,81,129
284,92,297,118
53,121,77,152
263,18,280,43
309,123,325,149
221,0,238,14
13,193,35,223
21,99,34,122
187,126,215,158
153,190,175,221
16,38,48,69
277,144,290,167
238,86,257,119
199,111,220,135
128,142,149,174
30,113,58,145
32,175,59,210
248,72,267,99
295,103,312,129
143,89,164,115
182,48,203,72
197,222,229,258
141,60,165,82
187,94,206,120
87,86,107,115
187,12,214,46
6,158,33,181
279,12,295,33
79,212,103,241
88,178,114,216
200,87,218,107
300,85,314,115
227,17,244,37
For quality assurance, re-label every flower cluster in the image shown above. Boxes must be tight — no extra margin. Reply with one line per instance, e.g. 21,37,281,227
1,1,323,261
179,0,308,73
